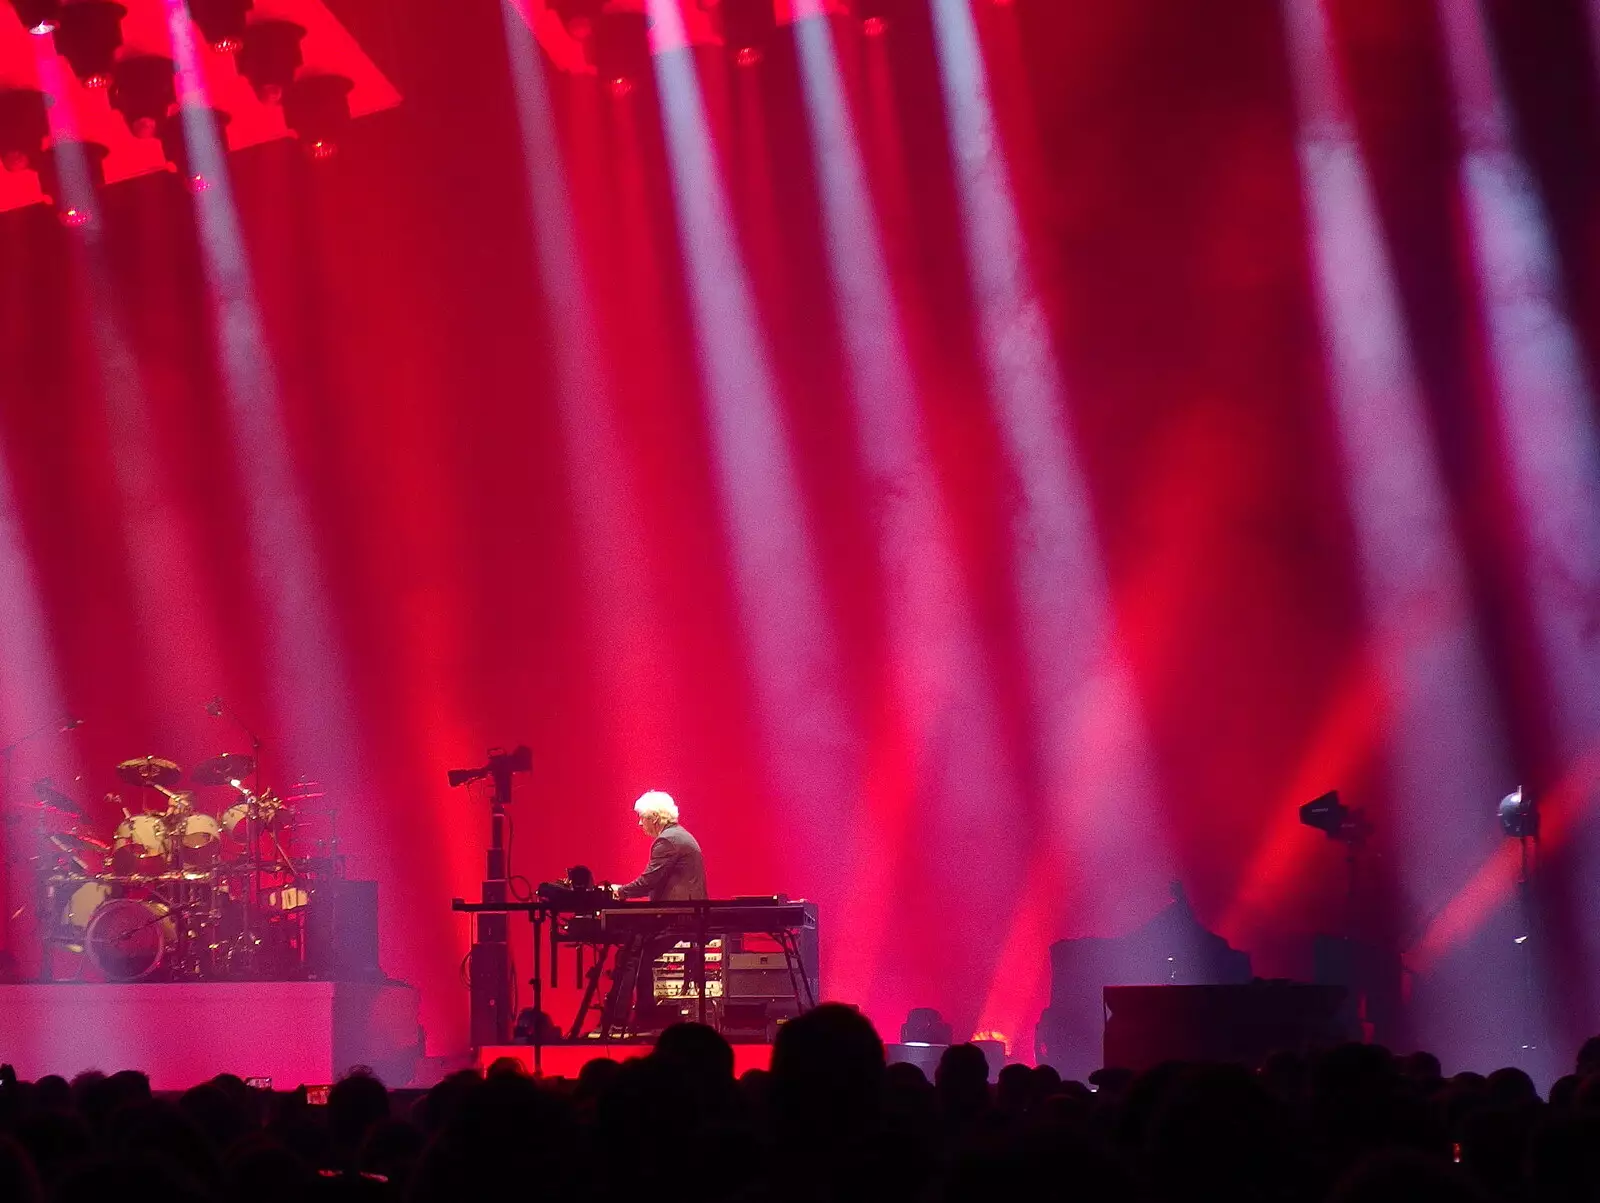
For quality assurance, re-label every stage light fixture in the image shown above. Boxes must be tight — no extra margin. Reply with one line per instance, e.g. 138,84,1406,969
552,0,604,41
187,0,251,53
33,139,110,226
716,0,775,65
857,0,890,36
283,73,352,160
853,0,900,37
110,55,176,138
238,17,305,104
901,1007,952,1045
1299,789,1370,844
0,89,52,171
54,1,128,89
1498,787,1538,840
592,9,652,95
158,106,231,191
9,0,62,34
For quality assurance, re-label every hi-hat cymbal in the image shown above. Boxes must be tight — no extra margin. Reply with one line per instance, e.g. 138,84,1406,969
32,780,84,817
190,753,256,787
116,757,182,788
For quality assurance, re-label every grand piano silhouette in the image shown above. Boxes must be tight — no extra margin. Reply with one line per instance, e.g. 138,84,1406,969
1037,882,1253,1079
1037,883,1353,1077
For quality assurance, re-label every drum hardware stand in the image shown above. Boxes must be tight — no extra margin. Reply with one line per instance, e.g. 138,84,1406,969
206,699,267,975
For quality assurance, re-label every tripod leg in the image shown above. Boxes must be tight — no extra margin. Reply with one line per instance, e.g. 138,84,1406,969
569,944,610,1040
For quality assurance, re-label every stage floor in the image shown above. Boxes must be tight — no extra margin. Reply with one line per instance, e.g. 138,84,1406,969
0,981,421,1090
477,1042,775,1078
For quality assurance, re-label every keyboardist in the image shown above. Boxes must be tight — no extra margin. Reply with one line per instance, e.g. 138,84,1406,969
607,790,708,1032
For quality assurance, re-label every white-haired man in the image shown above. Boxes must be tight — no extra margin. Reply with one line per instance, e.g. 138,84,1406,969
613,790,707,902
606,791,707,1034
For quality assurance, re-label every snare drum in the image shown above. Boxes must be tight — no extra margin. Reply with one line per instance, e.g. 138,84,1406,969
112,814,167,875
85,895,176,981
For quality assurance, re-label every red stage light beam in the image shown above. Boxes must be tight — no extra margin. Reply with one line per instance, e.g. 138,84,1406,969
1430,0,1600,1000
928,0,1175,1045
794,14,1022,1030
648,7,856,934
1283,0,1511,945
160,1,377,941
500,5,677,791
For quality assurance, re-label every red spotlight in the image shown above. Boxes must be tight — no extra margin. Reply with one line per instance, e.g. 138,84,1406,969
0,89,51,171
9,0,61,34
188,0,252,54
111,55,177,139
720,0,775,63
552,0,603,41
862,16,889,37
239,18,306,104
592,10,650,95
283,73,352,161
34,139,109,226
158,106,231,191
54,1,127,89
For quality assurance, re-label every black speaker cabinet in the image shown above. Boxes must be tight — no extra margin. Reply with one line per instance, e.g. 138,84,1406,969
1104,983,1348,1070
305,879,382,980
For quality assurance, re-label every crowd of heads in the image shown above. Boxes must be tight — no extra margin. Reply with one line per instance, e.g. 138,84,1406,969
4,1005,1600,1202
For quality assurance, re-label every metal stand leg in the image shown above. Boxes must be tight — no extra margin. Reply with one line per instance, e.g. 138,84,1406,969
779,930,812,1015
569,943,613,1040
601,936,645,1039
529,908,545,1075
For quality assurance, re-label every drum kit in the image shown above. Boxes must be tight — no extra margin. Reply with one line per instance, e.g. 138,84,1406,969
23,753,339,982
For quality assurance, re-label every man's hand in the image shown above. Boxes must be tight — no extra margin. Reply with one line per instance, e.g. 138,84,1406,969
608,884,622,901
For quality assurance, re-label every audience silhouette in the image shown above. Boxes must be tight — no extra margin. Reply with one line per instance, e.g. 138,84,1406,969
3,1009,1600,1202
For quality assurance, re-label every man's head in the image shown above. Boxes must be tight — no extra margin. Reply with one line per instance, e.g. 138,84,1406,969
634,790,679,838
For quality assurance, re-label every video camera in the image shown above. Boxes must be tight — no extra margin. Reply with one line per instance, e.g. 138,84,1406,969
447,745,532,790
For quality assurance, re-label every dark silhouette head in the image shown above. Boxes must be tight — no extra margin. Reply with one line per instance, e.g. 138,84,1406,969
654,1021,736,1087
1576,1036,1600,1078
935,1044,991,1124
770,1003,885,1142
328,1071,390,1160
1485,1066,1539,1107
1328,1149,1493,1203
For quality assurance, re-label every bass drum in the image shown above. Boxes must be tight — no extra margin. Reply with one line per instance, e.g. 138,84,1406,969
112,814,167,875
85,895,176,981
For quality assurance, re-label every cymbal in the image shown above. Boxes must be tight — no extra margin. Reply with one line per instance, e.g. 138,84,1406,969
191,753,256,787
116,756,182,788
32,780,84,817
